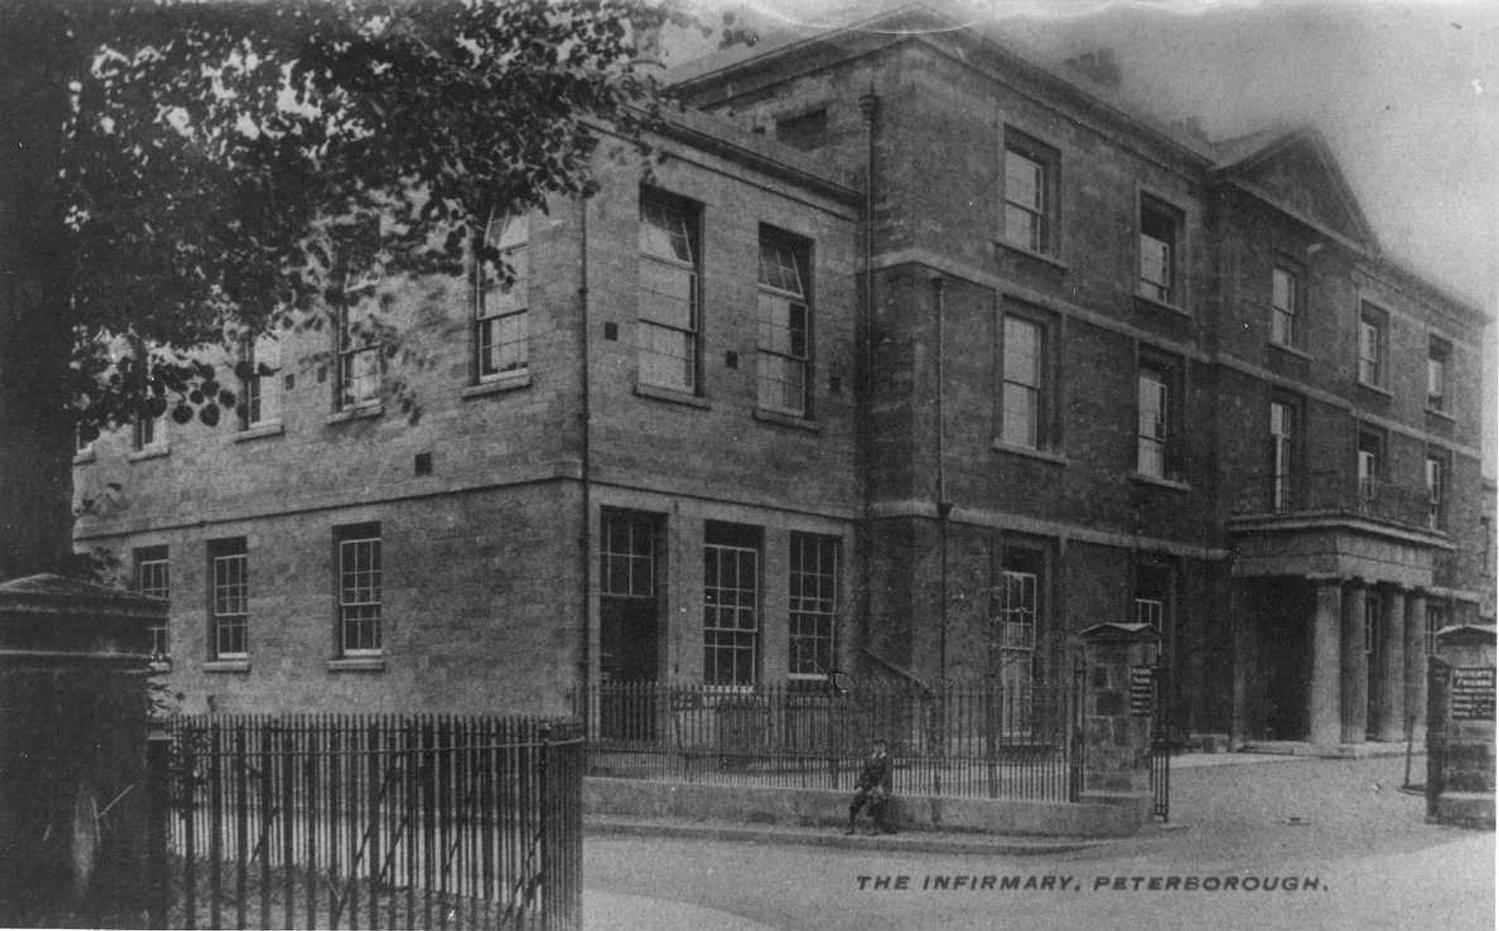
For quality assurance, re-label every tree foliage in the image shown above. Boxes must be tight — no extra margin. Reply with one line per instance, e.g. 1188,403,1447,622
46,0,684,439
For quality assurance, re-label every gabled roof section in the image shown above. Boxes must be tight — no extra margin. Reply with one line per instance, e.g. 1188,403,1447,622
1213,127,1379,252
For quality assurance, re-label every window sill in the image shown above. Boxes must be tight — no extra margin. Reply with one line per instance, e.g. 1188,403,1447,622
1355,380,1393,399
1268,341,1312,361
995,239,1068,272
1133,291,1191,318
149,658,173,673
1424,406,1456,423
990,441,1067,465
204,659,251,674
234,421,284,443
1130,472,1190,492
326,404,384,426
128,446,170,463
326,656,385,673
73,449,96,465
634,383,710,409
462,372,532,399
753,408,821,432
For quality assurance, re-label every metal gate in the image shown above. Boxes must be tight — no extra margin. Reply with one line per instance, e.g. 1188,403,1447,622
1149,661,1171,821
153,714,583,930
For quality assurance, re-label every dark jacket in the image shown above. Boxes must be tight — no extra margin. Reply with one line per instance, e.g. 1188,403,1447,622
856,750,893,794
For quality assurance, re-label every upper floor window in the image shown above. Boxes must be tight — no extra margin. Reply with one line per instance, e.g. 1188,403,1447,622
1427,337,1450,412
475,211,530,382
1356,425,1384,500
1357,304,1388,389
1002,131,1059,256
1269,399,1297,512
337,300,383,410
1134,559,1172,650
1136,359,1180,479
1426,449,1448,531
999,312,1046,450
1425,601,1448,655
336,523,382,656
134,545,170,658
132,409,166,452
788,532,839,679
1270,266,1300,347
1138,195,1183,305
756,230,811,417
638,192,701,394
239,333,281,429
209,538,249,659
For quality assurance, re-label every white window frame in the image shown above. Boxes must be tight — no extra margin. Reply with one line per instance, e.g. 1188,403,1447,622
788,533,839,680
638,194,700,394
1427,338,1449,412
1358,305,1387,388
1271,266,1299,347
135,547,170,658
1426,452,1447,530
1270,400,1296,512
703,542,759,688
338,529,382,656
1000,314,1044,449
1136,365,1170,477
1357,428,1383,501
475,210,530,383
1138,196,1181,305
756,233,811,417
241,333,281,429
337,300,383,411
211,543,249,659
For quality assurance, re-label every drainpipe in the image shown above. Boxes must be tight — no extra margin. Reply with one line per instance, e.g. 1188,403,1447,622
858,88,879,672
933,274,949,684
578,196,593,701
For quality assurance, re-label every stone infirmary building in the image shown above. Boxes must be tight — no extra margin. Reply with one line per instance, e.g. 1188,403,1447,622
73,8,1494,750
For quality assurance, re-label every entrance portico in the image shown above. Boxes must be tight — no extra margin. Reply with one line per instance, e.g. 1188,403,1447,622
1229,518,1448,751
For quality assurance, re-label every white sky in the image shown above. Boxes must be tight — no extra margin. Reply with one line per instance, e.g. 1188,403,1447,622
668,0,1499,473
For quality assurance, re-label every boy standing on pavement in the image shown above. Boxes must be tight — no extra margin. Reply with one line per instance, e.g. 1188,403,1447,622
845,738,895,835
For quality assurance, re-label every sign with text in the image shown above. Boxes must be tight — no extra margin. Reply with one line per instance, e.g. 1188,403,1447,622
1130,665,1154,717
1449,667,1496,721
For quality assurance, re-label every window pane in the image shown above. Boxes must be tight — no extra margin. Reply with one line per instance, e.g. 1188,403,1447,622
1005,154,1043,211
758,240,804,295
640,201,693,263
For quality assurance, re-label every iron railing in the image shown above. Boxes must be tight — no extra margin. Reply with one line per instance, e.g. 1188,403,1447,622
157,714,583,931
1229,470,1441,531
573,680,1077,802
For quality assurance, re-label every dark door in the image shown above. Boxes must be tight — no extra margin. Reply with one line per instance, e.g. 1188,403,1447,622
1261,588,1310,740
598,509,663,740
600,598,659,683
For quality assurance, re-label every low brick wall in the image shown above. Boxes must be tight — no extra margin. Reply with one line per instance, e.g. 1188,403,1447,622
584,778,1150,837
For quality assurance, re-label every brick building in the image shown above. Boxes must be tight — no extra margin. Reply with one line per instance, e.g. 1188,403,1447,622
73,8,1493,750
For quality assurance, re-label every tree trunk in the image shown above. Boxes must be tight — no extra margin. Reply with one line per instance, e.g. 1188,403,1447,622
0,10,78,581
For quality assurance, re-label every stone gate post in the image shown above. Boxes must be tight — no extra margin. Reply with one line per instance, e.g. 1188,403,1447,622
1076,622,1160,816
0,574,163,926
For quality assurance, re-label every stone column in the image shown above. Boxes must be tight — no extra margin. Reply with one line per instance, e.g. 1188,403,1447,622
1309,578,1343,746
1340,580,1368,744
1405,590,1428,744
1377,586,1407,742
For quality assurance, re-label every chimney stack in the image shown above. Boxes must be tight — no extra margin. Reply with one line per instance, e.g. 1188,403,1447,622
1064,48,1122,91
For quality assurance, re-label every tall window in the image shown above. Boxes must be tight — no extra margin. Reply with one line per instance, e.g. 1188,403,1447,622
337,524,382,655
132,408,166,452
1138,195,1182,304
1002,132,1058,255
703,523,759,687
1000,314,1044,449
1269,400,1296,512
1271,266,1299,347
1426,601,1448,655
638,192,700,393
1427,337,1450,412
1426,450,1448,530
475,211,530,381
789,533,839,679
1136,363,1171,478
993,547,1043,718
1356,427,1383,501
337,301,382,410
239,334,280,429
134,545,170,658
1358,304,1387,388
757,231,811,416
209,538,248,659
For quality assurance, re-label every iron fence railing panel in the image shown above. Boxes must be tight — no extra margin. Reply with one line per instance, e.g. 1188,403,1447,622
574,681,1078,802
158,714,582,931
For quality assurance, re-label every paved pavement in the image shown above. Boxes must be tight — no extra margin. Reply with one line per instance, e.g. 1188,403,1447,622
582,750,1492,931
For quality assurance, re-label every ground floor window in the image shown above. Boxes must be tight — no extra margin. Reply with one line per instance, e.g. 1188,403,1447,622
337,524,382,655
135,545,170,659
210,538,249,659
703,522,760,687
788,533,839,680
